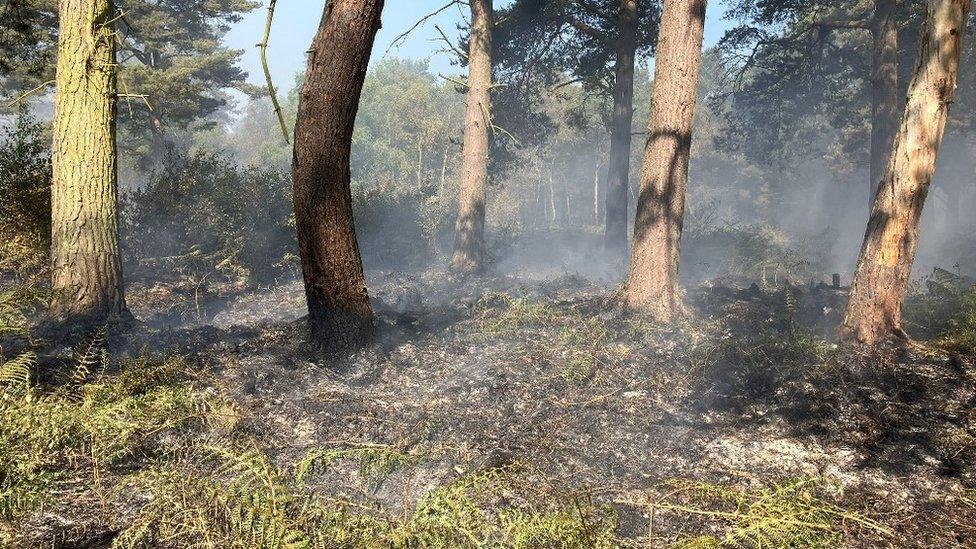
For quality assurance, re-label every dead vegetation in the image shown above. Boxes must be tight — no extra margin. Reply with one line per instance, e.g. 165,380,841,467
1,270,974,547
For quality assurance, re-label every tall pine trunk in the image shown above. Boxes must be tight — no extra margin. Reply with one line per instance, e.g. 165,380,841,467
604,0,638,254
292,0,381,352
869,0,900,209
840,0,970,345
50,0,126,321
450,0,493,273
624,0,708,318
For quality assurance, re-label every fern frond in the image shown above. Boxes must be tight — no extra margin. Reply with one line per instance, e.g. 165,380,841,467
0,351,34,392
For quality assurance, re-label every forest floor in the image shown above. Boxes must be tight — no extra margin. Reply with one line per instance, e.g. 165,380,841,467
4,269,976,547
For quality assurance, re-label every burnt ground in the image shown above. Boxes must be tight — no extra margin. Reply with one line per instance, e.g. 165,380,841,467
14,270,976,547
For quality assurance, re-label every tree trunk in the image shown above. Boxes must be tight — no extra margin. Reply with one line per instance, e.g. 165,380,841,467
439,144,449,195
869,0,900,210
450,0,492,272
604,0,639,254
548,173,557,226
50,0,127,321
593,161,602,222
624,0,708,318
840,0,970,345
292,0,381,352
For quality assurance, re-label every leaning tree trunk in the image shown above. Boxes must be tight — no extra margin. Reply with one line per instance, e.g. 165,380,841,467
450,0,493,273
840,0,970,345
292,0,382,352
624,0,708,319
604,0,639,254
869,0,900,210
50,0,126,321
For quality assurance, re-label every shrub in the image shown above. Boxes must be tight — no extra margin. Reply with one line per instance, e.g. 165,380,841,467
903,267,976,355
0,353,219,530
122,151,297,285
351,184,455,268
0,110,51,282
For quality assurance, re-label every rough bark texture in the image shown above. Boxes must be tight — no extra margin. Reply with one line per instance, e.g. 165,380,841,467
603,0,638,254
450,0,493,273
624,0,707,318
840,0,970,345
50,0,127,321
869,0,900,209
292,0,381,351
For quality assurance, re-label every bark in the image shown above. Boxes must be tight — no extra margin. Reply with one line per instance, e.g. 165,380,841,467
604,0,639,253
50,0,127,321
292,0,382,351
624,0,708,319
869,0,900,209
450,0,493,272
840,0,970,345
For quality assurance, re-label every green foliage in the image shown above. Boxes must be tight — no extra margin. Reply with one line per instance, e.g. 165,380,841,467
351,184,454,268
903,268,976,355
0,110,51,281
297,444,425,487
122,150,296,285
118,453,618,549
0,353,219,530
1,0,257,167
0,0,51,79
657,478,890,548
682,213,833,286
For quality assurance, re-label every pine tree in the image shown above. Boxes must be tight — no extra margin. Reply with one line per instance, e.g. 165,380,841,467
451,0,494,273
50,0,126,320
624,0,708,319
292,0,382,352
840,0,971,345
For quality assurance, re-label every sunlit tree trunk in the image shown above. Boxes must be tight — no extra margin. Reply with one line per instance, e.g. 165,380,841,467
624,0,708,318
450,0,492,272
869,0,899,209
50,0,127,321
292,0,382,352
841,0,970,345
604,0,638,254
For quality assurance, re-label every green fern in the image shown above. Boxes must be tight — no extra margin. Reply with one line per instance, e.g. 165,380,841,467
71,325,108,389
658,478,891,548
0,351,34,392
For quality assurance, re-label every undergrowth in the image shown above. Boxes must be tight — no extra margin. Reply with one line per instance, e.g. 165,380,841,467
649,478,891,548
903,268,976,356
117,455,618,549
0,352,226,539
475,293,622,383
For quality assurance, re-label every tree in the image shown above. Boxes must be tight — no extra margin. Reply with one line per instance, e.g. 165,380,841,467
0,0,54,78
606,0,639,252
718,0,922,212
840,0,971,345
494,0,660,252
451,0,493,272
624,0,708,318
1,0,256,168
292,0,382,351
50,0,127,320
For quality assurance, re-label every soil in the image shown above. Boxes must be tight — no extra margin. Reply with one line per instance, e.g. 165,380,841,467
16,269,976,547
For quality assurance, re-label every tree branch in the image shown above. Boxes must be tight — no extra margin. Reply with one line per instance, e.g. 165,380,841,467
257,0,290,144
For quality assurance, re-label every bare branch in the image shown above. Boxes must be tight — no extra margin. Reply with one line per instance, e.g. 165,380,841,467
385,0,460,56
3,80,55,108
257,0,290,144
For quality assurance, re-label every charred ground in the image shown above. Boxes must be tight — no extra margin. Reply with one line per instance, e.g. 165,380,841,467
3,269,974,547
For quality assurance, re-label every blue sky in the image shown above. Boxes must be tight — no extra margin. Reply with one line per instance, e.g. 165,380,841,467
225,1,736,89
